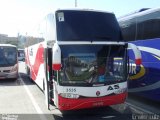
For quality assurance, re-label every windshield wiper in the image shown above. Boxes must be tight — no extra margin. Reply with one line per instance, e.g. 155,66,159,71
64,36,111,42
64,38,86,41
93,36,111,41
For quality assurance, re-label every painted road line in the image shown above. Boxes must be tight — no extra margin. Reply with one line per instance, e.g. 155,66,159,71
125,102,154,114
19,73,48,120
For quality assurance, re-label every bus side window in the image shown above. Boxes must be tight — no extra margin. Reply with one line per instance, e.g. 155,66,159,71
120,18,137,41
137,11,160,40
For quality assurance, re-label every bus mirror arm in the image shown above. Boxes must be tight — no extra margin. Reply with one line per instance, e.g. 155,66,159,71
127,56,130,75
128,43,142,65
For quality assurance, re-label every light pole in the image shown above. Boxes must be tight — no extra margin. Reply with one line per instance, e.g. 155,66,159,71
75,0,77,7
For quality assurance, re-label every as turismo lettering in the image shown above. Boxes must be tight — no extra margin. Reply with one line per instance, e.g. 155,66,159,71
107,84,120,91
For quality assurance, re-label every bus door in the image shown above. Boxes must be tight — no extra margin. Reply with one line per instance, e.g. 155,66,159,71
44,48,53,109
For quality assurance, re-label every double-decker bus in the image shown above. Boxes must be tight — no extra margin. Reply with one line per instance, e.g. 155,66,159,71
0,44,18,79
25,9,141,111
118,8,160,101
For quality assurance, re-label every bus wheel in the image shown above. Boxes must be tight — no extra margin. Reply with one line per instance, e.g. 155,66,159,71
26,66,29,76
26,66,33,82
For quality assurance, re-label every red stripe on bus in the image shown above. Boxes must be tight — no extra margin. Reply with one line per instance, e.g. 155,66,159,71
57,92,127,111
26,44,44,80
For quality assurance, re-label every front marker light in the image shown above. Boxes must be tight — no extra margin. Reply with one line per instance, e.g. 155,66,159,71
10,65,18,72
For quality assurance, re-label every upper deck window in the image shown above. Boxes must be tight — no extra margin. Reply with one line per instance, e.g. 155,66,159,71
56,10,123,41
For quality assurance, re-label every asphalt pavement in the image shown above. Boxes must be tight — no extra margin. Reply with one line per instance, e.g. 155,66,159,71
0,61,159,120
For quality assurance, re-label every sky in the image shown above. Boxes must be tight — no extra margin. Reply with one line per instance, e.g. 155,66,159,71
0,0,160,37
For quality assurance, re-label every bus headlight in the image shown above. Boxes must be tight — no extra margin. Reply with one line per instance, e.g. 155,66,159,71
10,65,18,72
60,93,79,99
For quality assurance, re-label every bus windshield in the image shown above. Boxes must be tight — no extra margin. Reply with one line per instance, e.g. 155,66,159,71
56,10,123,41
59,45,127,86
0,46,17,67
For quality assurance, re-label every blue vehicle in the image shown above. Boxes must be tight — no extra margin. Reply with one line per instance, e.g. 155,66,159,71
118,8,160,102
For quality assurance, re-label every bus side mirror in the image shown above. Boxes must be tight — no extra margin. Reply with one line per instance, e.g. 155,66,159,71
128,43,142,65
52,43,61,71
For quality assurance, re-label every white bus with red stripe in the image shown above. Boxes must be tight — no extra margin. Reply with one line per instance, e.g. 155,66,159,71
25,9,141,111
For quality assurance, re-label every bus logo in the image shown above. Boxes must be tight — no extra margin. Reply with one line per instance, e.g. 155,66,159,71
107,84,120,91
114,58,145,80
129,59,145,80
96,91,100,97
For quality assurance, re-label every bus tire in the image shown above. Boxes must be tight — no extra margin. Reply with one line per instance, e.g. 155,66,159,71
26,66,33,82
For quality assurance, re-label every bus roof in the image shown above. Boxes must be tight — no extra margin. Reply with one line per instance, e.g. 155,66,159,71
18,48,24,50
49,8,114,15
118,7,160,22
0,44,17,47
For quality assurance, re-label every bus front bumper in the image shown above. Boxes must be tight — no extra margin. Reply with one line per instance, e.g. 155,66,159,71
57,92,127,111
0,71,18,79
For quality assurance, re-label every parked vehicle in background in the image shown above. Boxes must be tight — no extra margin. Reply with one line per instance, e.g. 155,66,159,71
18,49,25,61
118,8,160,102
0,44,18,79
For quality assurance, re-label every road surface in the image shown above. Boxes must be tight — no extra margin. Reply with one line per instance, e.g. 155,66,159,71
0,61,159,120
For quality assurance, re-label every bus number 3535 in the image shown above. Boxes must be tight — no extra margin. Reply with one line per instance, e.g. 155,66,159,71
66,88,76,92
